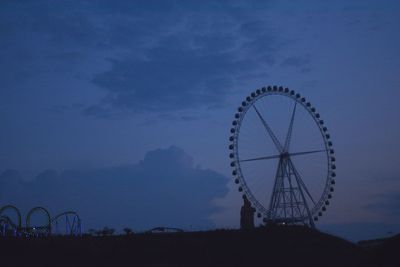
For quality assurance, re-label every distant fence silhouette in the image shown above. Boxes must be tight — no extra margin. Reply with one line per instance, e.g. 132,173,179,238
146,227,184,234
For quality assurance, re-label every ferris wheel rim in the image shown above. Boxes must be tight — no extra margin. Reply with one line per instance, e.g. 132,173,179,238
229,85,336,223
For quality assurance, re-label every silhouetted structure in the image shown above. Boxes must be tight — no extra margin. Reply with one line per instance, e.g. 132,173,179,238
123,227,133,236
0,204,82,237
229,86,337,228
26,206,51,236
51,211,82,236
240,195,255,229
99,226,115,236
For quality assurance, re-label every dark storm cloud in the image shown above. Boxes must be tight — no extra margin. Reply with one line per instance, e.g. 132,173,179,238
0,1,280,115
88,10,279,115
0,2,96,90
90,49,242,113
0,1,175,88
0,146,229,231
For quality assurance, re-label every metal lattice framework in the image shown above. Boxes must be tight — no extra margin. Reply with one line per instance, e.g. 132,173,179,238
51,211,82,236
229,86,336,227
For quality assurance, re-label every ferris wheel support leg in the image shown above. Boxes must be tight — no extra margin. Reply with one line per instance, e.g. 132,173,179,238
288,159,315,228
267,158,284,220
278,161,287,219
283,160,297,222
79,220,83,236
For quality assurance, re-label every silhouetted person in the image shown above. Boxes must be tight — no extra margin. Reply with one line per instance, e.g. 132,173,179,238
240,195,255,229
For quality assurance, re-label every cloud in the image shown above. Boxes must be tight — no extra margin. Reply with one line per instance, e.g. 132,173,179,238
81,4,280,116
88,37,277,116
0,146,229,231
0,1,281,115
90,50,239,113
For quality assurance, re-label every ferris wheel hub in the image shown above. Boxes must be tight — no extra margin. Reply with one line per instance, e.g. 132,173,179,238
280,152,290,159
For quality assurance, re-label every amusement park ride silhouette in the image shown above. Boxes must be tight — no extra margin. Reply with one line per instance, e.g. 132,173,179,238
0,205,82,237
232,85,336,228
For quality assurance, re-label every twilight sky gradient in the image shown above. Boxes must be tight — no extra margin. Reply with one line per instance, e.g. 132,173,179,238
0,0,399,241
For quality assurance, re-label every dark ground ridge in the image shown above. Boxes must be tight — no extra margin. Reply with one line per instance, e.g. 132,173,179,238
0,225,398,267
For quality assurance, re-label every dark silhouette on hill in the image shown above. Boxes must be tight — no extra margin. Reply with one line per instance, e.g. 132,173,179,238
1,225,393,267
240,195,255,229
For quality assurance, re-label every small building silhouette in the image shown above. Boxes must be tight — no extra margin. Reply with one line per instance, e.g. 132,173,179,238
240,195,255,229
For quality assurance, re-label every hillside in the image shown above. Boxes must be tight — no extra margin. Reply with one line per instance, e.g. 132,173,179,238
0,225,395,267
359,234,400,267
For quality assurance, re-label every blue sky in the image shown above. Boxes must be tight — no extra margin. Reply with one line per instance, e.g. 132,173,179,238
0,0,399,241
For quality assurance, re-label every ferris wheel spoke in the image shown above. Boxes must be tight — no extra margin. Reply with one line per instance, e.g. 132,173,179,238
239,149,325,163
284,102,297,152
239,154,281,162
252,104,283,153
289,149,326,157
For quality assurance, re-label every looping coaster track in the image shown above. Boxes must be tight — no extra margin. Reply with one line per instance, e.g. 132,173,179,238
0,205,82,237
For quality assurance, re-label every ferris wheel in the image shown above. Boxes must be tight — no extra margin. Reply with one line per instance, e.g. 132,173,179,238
229,86,336,227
